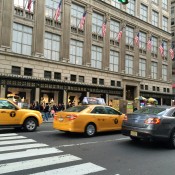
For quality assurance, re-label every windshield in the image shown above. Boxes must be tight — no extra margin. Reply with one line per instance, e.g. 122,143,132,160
133,107,167,115
64,106,88,112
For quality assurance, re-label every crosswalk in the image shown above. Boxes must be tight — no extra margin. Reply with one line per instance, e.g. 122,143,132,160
0,133,106,175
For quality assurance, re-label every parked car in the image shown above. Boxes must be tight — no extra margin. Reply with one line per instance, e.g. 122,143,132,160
0,98,43,132
53,104,125,137
122,105,175,148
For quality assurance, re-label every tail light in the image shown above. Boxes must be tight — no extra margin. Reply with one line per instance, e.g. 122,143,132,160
123,115,128,121
144,117,161,124
54,114,57,120
66,114,78,120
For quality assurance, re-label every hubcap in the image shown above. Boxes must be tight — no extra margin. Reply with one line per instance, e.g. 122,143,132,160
87,125,95,136
26,120,36,131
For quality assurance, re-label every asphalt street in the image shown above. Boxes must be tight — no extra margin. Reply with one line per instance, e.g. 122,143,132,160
1,122,175,175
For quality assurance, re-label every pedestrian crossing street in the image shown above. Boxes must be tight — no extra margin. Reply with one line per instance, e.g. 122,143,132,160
0,133,106,175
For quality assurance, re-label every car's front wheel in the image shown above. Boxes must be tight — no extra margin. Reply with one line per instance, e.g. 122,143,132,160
84,123,96,137
168,129,175,148
23,118,37,132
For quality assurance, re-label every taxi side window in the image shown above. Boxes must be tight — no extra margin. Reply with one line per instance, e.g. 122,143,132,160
0,100,16,110
91,107,106,114
105,107,122,115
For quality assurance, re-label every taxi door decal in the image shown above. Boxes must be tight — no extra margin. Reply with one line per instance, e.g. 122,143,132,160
114,118,118,124
10,111,16,117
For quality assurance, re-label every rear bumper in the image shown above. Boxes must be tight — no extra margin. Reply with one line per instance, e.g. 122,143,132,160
53,120,83,133
122,126,169,141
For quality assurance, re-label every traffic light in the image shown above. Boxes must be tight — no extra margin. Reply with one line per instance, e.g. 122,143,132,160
118,0,129,4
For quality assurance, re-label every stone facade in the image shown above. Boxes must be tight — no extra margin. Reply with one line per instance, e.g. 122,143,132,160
0,0,173,106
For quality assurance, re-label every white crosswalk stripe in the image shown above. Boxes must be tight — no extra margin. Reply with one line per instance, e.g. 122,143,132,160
0,133,106,174
0,139,36,145
0,143,48,152
0,135,26,140
30,163,106,175
0,147,63,161
0,133,18,137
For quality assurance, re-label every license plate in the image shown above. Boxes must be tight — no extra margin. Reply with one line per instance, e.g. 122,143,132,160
59,117,64,122
130,131,137,137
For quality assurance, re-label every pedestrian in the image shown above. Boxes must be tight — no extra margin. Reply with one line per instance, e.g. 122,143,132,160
34,101,40,111
43,103,50,121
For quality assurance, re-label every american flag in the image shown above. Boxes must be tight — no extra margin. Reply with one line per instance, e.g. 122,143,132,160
54,0,62,21
27,0,32,12
117,30,123,42
102,19,107,37
79,11,87,30
147,36,152,51
159,42,164,57
134,32,139,46
169,44,174,59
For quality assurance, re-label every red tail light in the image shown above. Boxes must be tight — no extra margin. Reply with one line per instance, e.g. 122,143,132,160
144,117,161,124
66,114,78,120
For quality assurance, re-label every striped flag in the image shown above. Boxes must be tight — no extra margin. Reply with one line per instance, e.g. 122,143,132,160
169,44,174,59
159,42,164,57
79,11,87,30
54,0,62,22
134,32,139,46
102,19,107,37
27,0,32,12
147,36,152,51
117,27,124,42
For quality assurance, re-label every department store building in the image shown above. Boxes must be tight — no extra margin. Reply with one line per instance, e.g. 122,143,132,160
0,0,173,106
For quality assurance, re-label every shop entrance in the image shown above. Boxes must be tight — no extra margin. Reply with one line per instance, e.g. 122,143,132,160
126,85,136,100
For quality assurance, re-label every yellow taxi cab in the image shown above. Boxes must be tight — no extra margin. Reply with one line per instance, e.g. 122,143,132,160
53,97,125,137
0,98,43,132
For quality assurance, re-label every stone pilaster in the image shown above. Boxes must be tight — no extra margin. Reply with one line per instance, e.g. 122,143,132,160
1,0,13,48
83,4,92,66
61,0,71,61
33,0,45,56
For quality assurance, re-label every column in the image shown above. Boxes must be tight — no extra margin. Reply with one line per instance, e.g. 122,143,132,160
146,33,152,78
134,27,140,75
119,20,126,73
33,0,45,56
103,14,110,70
63,90,67,108
86,91,90,97
54,91,59,104
123,82,126,100
35,88,40,102
157,37,163,80
83,4,92,66
61,0,71,61
0,85,5,98
106,94,109,105
0,0,13,48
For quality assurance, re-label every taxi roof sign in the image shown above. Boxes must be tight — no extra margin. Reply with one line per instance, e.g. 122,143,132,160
82,97,105,105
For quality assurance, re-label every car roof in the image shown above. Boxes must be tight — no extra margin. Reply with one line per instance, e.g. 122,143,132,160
144,105,173,109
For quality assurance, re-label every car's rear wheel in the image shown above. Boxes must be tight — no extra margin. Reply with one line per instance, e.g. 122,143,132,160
23,118,37,132
85,123,96,137
168,130,175,148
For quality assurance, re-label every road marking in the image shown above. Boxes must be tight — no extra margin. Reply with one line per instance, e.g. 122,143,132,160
0,139,36,146
58,137,129,148
0,148,63,161
0,154,81,174
0,136,26,140
0,143,48,152
30,162,106,175
0,133,18,137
